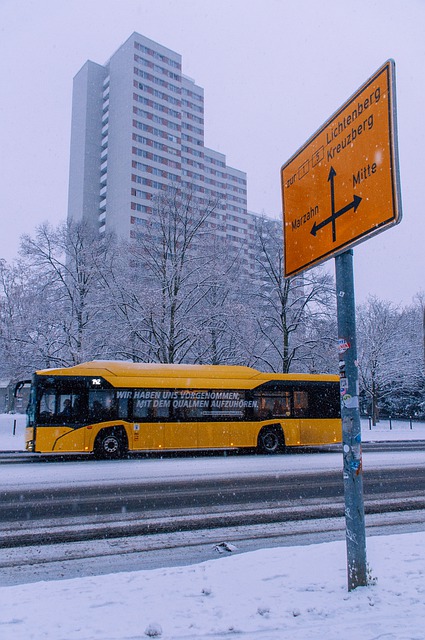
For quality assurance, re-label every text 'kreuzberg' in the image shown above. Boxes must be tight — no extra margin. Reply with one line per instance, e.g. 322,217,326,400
326,86,380,161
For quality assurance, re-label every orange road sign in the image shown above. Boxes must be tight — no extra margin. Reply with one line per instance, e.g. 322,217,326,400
281,59,402,278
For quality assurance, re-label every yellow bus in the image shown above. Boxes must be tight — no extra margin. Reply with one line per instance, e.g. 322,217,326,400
22,361,341,458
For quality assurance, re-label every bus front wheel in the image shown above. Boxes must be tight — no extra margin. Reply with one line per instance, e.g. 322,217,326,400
94,428,128,460
257,425,285,454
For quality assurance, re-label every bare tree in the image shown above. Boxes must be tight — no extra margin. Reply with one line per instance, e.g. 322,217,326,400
111,186,220,363
252,216,336,373
357,296,424,424
19,220,115,365
413,290,425,372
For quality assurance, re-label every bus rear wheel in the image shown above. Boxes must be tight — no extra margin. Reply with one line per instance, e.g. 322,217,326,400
257,425,285,454
94,428,128,460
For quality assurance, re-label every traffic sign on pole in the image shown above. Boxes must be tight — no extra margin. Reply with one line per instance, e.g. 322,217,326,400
280,60,402,591
281,59,402,278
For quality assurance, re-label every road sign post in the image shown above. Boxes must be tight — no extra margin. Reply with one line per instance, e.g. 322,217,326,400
280,60,402,591
335,250,367,590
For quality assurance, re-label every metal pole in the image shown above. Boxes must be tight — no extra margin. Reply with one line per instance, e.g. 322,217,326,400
335,250,367,591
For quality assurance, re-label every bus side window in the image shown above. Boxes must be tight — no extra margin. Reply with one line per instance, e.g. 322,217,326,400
89,390,117,421
133,396,151,421
256,393,292,419
273,393,291,417
117,397,130,420
257,396,273,419
39,390,56,420
293,390,309,417
57,393,84,422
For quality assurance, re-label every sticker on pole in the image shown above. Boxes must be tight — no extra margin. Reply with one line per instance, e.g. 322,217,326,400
338,339,350,353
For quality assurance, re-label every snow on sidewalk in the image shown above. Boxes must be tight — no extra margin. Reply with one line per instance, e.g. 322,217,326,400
0,532,424,639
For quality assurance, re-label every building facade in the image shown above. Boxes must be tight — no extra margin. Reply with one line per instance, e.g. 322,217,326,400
67,32,258,270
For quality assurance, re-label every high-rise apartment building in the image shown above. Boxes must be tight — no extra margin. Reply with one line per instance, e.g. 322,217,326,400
67,32,258,268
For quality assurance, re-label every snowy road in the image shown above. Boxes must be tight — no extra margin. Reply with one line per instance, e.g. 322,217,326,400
1,448,425,548
1,416,425,586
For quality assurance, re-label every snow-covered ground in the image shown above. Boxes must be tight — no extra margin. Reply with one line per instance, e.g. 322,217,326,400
1,414,424,639
0,532,424,639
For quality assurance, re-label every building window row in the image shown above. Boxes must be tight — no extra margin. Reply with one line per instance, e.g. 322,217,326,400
154,104,180,119
180,183,206,194
182,145,204,158
132,171,148,181
134,41,181,70
134,67,180,93
130,215,146,225
182,170,203,180
181,99,203,114
132,136,181,158
132,125,179,145
228,185,246,195
228,205,247,214
227,214,247,224
132,147,181,167
131,202,150,212
132,174,179,188
132,89,181,118
181,133,203,146
227,194,247,205
205,156,226,168
154,91,180,105
133,80,181,106
134,54,181,81
182,111,204,125
181,122,203,136
203,188,223,199
226,224,245,233
228,175,247,186
181,157,204,170
131,188,151,199
205,166,227,178
205,177,226,189
181,87,203,103
133,93,180,125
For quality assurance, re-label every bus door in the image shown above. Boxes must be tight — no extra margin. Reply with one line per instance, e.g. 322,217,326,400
36,383,87,452
292,389,312,444
256,390,300,446
298,384,341,444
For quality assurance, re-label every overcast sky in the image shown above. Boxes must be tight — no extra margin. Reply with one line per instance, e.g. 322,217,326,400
0,0,424,305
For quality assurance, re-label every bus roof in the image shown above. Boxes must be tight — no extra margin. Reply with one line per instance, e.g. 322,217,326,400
35,361,339,390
